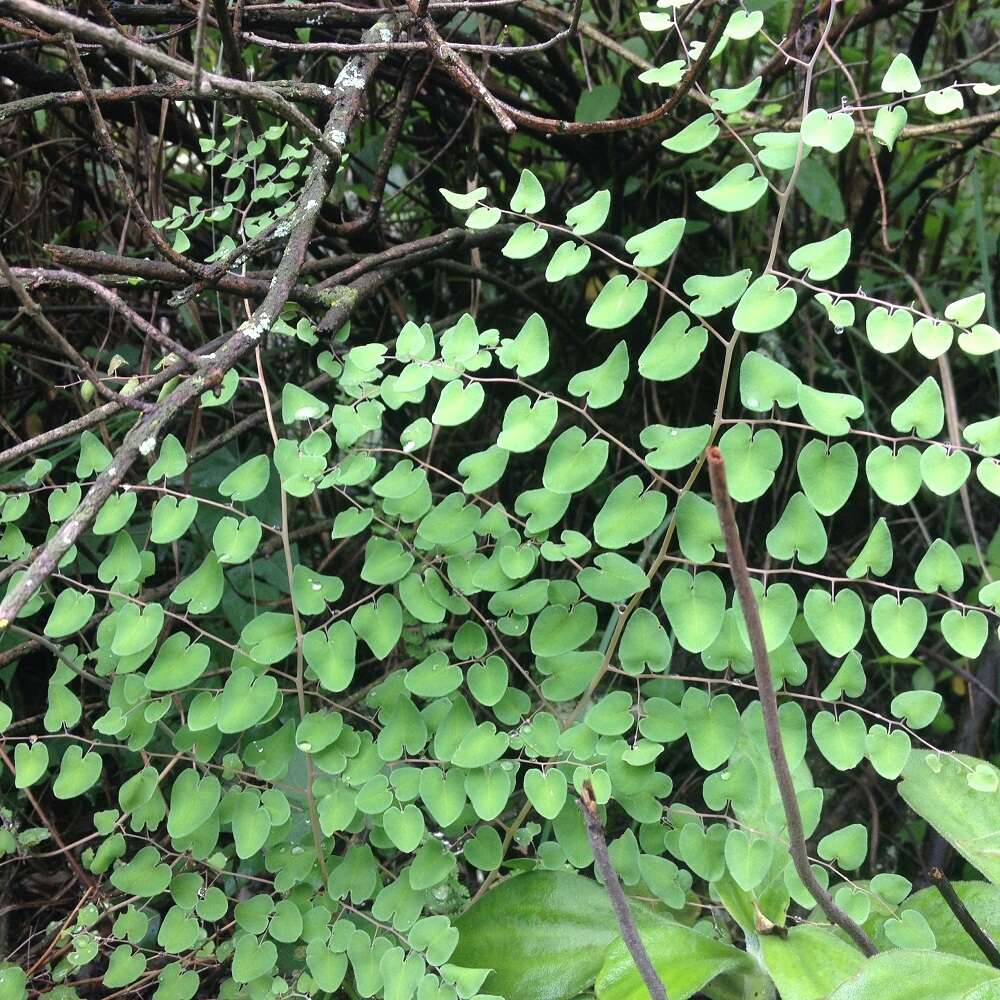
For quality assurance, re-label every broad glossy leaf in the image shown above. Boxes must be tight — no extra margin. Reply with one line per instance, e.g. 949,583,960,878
595,920,753,1000
899,752,1000,884
452,871,674,1000
827,951,1000,1000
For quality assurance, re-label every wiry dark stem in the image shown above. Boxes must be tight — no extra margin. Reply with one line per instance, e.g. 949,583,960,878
930,868,1000,968
579,781,668,1000
706,447,878,958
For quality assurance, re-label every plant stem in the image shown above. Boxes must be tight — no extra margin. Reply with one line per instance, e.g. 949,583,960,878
579,781,668,1000
706,446,878,958
930,867,1000,968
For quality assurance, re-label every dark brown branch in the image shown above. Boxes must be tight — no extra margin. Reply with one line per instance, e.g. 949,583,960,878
43,245,329,306
706,447,879,958
578,781,668,1000
929,868,1000,969
0,15,397,628
0,251,153,413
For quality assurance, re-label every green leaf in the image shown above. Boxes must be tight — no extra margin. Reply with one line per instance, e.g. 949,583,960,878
568,341,629,408
217,667,279,732
945,292,986,327
625,218,685,267
978,458,1000,496
803,587,865,657
638,60,686,87
920,444,970,496
212,515,262,564
696,164,768,213
865,445,923,505
866,724,912,780
595,920,753,1000
659,568,726,653
914,538,963,593
662,114,719,154
576,84,620,123
168,769,221,839
586,275,649,329
281,383,328,423
725,10,763,38
566,190,610,235
543,428,609,494
965,415,1000,456
498,396,558,453
682,688,740,770
146,434,188,482
498,313,549,377
531,602,597,657
846,517,893,579
959,323,1000,356
53,745,102,799
638,312,707,380
466,205,501,229
871,593,927,657
14,741,49,788
718,423,782,501
219,455,270,501
891,690,942,729
881,53,922,93
925,86,963,114
800,109,855,153
112,602,164,656
352,594,402,659
812,710,867,770
941,609,988,658
510,168,545,213
797,439,858,514
524,768,568,819
546,240,591,282
798,384,864,436
453,872,676,1000
170,552,224,614
818,823,867,869
788,228,851,281
753,131,805,170
44,589,96,638
873,105,908,150
796,158,845,222
93,491,137,535
828,952,1000,1000
901,751,1000,883
891,377,944,438
674,492,724,563
866,306,914,353
579,552,648,603
740,350,801,411
710,76,761,114
502,223,549,259
441,186,487,210
760,925,864,1000
151,495,198,544
766,492,828,565
432,380,485,426
640,424,711,470
683,269,751,317
594,476,667,549
733,579,798,652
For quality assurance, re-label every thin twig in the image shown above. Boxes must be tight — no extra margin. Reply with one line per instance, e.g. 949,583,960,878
579,781,668,1000
706,447,878,958
929,868,1000,969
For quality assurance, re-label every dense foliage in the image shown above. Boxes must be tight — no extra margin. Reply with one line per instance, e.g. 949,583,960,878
0,0,999,997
